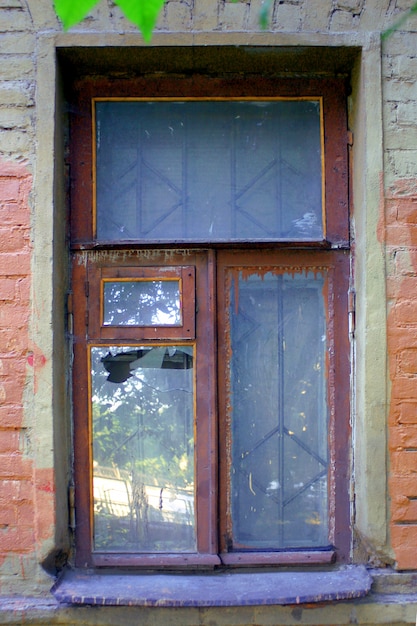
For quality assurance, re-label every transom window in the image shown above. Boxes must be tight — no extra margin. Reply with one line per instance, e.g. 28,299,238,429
70,76,350,568
94,99,323,242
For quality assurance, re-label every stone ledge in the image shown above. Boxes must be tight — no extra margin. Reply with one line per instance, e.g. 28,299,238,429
51,565,372,607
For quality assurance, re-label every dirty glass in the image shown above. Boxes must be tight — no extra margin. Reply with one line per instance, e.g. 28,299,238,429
228,270,328,549
90,345,195,553
103,279,181,326
95,100,323,242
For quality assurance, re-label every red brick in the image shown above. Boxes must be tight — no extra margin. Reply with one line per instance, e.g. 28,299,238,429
0,406,23,428
0,278,15,300
385,198,417,228
385,199,398,226
391,495,417,523
388,327,417,355
0,304,30,330
388,325,417,347
391,524,417,569
0,251,30,275
393,197,417,223
388,178,417,199
389,424,417,449
0,430,19,454
35,468,55,494
0,328,29,354
0,377,26,405
388,275,417,300
34,490,55,543
390,450,417,474
389,473,417,497
391,377,417,402
394,402,417,424
392,248,417,276
16,500,34,526
0,205,30,226
16,276,30,303
0,178,20,203
386,224,417,246
0,227,30,253
0,479,32,505
0,454,32,479
392,299,417,326
0,505,17,526
0,527,35,552
397,348,417,375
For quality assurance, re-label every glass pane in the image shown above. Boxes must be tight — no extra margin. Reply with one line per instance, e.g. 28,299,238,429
228,270,328,549
96,100,323,242
91,345,195,552
103,280,181,326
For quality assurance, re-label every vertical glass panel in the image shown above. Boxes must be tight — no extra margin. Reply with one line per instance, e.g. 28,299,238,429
96,100,323,242
103,280,181,326
91,345,195,552
228,270,328,549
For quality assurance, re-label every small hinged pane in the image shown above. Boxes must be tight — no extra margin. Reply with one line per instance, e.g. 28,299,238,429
103,279,182,327
87,262,196,340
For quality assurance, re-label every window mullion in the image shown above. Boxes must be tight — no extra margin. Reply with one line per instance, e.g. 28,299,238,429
195,249,219,556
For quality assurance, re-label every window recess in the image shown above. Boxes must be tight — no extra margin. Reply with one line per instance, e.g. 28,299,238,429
70,76,350,568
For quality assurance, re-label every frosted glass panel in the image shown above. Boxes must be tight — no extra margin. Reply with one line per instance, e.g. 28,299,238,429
96,100,323,242
91,345,195,553
228,270,328,548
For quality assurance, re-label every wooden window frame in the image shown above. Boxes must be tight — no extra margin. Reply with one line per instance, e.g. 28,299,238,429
69,75,351,569
216,249,350,566
89,264,196,340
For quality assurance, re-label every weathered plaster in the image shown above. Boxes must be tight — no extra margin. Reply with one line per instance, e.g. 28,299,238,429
348,38,390,561
0,0,416,619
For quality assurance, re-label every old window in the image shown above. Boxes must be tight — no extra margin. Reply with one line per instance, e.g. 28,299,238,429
70,76,350,568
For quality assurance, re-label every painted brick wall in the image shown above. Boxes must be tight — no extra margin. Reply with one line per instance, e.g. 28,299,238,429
0,0,45,594
0,161,34,576
0,0,416,613
383,21,417,569
386,179,417,570
0,157,56,589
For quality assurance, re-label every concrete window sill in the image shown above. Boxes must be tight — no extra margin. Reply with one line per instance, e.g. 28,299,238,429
52,565,371,607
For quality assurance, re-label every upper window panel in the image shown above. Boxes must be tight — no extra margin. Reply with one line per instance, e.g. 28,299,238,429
94,99,324,243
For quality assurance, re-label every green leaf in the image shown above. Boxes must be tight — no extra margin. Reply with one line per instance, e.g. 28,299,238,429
382,1,417,40
115,0,165,41
259,0,273,30
53,0,101,30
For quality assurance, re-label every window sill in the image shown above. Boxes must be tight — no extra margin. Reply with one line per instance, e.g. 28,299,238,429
52,565,371,607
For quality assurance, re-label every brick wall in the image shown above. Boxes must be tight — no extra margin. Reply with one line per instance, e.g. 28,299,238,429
383,21,417,569
0,161,34,574
386,179,417,570
0,0,416,619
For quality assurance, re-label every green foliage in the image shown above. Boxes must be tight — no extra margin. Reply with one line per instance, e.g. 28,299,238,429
258,0,273,30
53,0,165,42
382,2,417,39
114,0,165,41
54,0,417,41
53,0,99,29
